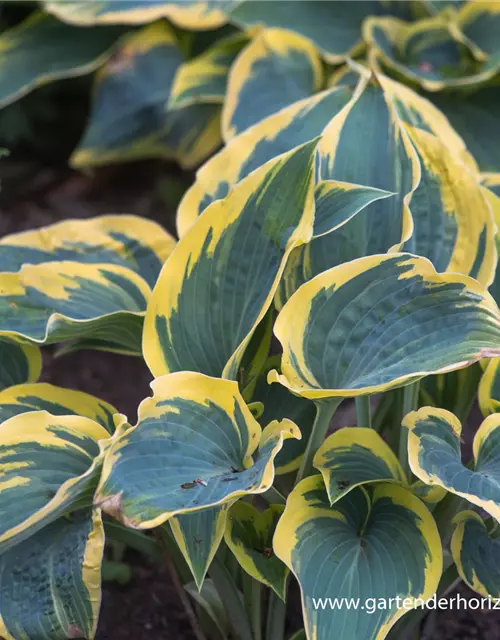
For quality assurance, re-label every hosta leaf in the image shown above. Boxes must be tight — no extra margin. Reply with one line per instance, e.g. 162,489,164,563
0,11,123,109
222,28,323,140
479,358,500,415
370,72,471,164
277,76,420,306
401,125,496,287
365,15,500,90
170,504,232,590
177,86,352,236
0,382,117,433
270,253,500,400
251,358,316,475
71,22,221,170
0,261,149,354
0,508,104,640
0,214,176,289
411,481,447,504
0,338,41,392
224,502,288,600
431,86,500,172
314,427,407,505
45,0,233,29
96,372,300,529
144,140,316,380
229,1,379,63
457,1,500,58
451,511,500,598
274,478,442,640
0,411,109,553
406,408,500,521
313,181,395,238
169,33,248,109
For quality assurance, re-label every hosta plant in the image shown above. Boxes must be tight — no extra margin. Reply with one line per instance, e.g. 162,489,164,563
2,1,500,172
1,99,500,638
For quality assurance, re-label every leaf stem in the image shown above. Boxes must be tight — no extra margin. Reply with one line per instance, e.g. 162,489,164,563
399,381,420,480
243,574,262,640
296,397,343,483
262,485,287,505
208,552,253,640
355,395,372,428
265,588,286,640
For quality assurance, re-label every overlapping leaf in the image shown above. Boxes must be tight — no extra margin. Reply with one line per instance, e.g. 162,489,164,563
314,427,407,504
170,504,232,590
96,372,300,529
0,339,41,392
222,28,323,140
0,261,149,354
71,22,221,170
45,0,233,29
0,509,104,640
365,14,500,90
274,477,442,640
229,1,380,63
406,408,500,521
0,382,117,432
401,125,495,286
169,33,248,109
0,214,176,288
0,11,123,109
456,1,500,58
251,358,316,475
143,140,316,380
224,502,288,600
277,76,420,305
0,410,110,553
176,86,353,236
271,253,500,400
451,511,500,598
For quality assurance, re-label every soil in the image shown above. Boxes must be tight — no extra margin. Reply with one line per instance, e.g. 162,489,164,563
2,156,500,640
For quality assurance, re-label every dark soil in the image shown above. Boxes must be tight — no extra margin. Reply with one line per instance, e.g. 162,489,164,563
3,159,500,639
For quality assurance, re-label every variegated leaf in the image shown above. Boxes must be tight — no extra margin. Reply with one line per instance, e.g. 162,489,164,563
0,339,41,392
271,253,500,400
71,22,221,170
451,511,500,599
365,15,500,90
229,1,379,63
225,502,288,600
251,358,316,476
274,478,442,640
96,372,300,528
0,509,104,640
0,382,117,432
0,214,176,288
406,408,500,522
0,11,123,108
0,261,150,355
314,427,407,505
170,504,232,590
0,411,109,553
45,0,233,29
222,28,323,140
177,86,352,237
169,33,248,109
277,75,420,306
144,140,316,379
